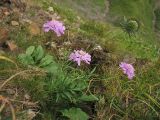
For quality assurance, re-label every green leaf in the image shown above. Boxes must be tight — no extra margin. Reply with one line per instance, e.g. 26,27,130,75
18,54,34,65
39,55,53,67
26,46,35,55
73,82,87,91
63,91,73,101
33,45,44,61
42,63,58,73
61,107,89,120
79,94,98,102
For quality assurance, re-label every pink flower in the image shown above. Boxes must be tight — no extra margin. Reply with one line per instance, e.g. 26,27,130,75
69,50,91,66
43,20,65,37
119,62,135,80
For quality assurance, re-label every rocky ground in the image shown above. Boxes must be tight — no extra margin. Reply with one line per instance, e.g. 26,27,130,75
0,1,108,119
0,1,57,119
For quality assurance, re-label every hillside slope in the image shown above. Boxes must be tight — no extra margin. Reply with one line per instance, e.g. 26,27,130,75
54,0,159,59
0,0,160,120
53,0,108,21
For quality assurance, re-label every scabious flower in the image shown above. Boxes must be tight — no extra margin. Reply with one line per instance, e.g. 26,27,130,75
69,50,91,66
43,20,65,37
119,62,135,80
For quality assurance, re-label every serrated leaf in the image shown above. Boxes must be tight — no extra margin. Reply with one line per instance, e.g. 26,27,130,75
61,108,89,120
39,55,53,67
33,45,44,61
79,94,98,102
26,46,35,55
18,54,34,65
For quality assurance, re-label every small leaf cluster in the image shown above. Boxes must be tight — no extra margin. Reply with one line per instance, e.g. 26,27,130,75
61,107,89,120
18,45,58,73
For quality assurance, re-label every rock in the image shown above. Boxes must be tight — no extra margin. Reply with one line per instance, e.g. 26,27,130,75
24,94,30,100
3,7,10,13
28,22,40,35
4,11,10,16
27,109,36,120
11,21,19,26
22,19,32,24
93,45,103,51
0,28,9,43
5,41,18,51
1,7,10,16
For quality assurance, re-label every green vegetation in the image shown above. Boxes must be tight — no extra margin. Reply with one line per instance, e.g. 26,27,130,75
154,8,160,31
109,0,159,59
53,0,106,20
17,45,98,120
79,20,158,59
110,0,154,32
0,0,160,120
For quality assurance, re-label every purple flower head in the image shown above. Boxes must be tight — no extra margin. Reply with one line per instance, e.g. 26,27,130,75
119,62,135,80
69,50,91,66
43,20,65,37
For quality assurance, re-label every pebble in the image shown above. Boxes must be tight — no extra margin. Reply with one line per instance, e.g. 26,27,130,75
28,22,40,35
11,21,19,26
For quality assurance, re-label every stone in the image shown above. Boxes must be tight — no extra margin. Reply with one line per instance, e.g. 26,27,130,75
6,41,18,51
27,109,36,120
28,22,40,35
24,94,30,100
22,19,32,24
4,11,10,16
93,45,103,51
11,21,19,26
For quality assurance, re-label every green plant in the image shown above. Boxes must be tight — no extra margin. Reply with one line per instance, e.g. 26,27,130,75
120,17,139,36
61,107,89,120
18,46,98,120
18,45,58,73
80,20,107,38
